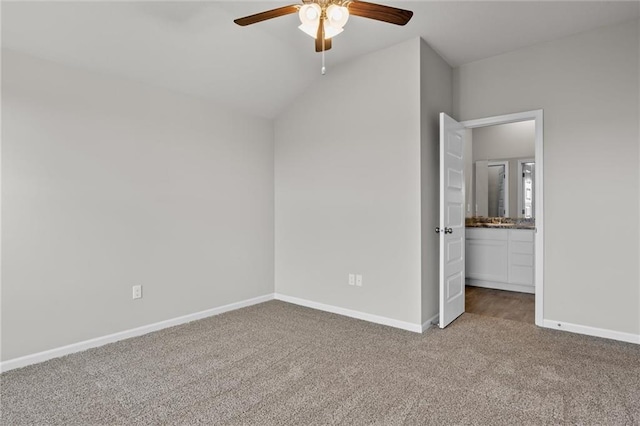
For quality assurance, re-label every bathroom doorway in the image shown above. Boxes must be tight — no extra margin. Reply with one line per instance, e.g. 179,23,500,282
460,111,544,326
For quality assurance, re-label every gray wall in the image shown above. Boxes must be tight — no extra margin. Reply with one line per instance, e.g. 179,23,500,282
454,19,640,335
472,121,535,160
420,39,453,324
2,50,275,361
275,39,423,326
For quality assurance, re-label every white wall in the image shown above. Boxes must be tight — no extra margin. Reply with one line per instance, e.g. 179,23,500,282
454,19,640,335
1,50,275,361
275,39,423,326
420,39,453,324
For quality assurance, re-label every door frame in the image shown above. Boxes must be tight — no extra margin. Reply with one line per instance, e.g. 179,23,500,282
461,110,544,327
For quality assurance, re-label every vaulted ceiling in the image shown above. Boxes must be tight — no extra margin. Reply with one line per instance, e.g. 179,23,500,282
3,1,639,118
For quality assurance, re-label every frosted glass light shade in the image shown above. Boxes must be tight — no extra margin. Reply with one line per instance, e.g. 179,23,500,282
298,22,343,39
298,4,321,27
326,5,349,29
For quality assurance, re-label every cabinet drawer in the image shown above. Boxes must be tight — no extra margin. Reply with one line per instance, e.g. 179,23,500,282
466,228,508,241
510,265,534,285
510,241,534,255
511,253,534,267
509,229,534,242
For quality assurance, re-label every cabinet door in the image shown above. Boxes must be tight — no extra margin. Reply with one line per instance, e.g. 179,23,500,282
465,231,508,282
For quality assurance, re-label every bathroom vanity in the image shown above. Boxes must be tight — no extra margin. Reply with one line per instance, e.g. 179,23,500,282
465,226,535,294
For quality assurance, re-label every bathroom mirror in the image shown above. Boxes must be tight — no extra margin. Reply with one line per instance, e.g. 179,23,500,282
475,160,509,217
475,158,535,218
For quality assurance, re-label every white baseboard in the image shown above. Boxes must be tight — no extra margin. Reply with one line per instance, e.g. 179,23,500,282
274,293,423,333
422,313,440,332
0,293,275,373
543,319,640,345
466,279,535,294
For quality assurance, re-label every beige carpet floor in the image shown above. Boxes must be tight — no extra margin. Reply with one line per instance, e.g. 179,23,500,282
1,300,639,425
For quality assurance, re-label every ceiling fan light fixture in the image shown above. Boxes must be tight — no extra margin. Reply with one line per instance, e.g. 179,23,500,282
297,23,316,38
298,22,343,39
326,5,349,29
299,4,321,27
324,24,343,38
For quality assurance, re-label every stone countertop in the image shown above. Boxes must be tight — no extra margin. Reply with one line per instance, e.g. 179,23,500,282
465,223,535,230
465,217,535,230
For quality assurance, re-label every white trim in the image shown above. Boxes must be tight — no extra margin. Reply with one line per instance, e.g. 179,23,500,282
274,293,423,333
533,112,544,328
466,279,534,294
543,319,640,345
0,293,275,373
422,313,440,332
461,109,544,327
461,110,539,128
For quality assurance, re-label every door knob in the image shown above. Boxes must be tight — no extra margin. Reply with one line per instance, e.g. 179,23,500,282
435,227,441,234
444,227,453,234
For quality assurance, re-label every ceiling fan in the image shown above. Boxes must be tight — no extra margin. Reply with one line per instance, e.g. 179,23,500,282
234,1,413,53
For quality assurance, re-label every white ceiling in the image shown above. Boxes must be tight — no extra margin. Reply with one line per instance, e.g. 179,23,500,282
3,1,639,118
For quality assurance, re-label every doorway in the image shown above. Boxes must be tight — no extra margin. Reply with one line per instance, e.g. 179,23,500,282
461,110,544,327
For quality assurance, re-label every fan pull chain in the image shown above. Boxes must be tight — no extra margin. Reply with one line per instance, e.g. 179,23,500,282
321,39,326,75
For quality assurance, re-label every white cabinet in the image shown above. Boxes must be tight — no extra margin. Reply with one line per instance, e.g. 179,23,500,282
508,229,534,286
465,228,535,293
465,229,509,283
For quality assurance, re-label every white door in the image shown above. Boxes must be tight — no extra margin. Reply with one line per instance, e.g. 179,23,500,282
439,113,466,328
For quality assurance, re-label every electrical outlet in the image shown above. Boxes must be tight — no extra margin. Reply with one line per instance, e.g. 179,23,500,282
132,285,142,300
348,274,355,286
356,274,363,287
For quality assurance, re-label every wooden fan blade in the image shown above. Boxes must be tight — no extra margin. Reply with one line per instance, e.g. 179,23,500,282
347,1,413,26
314,19,333,52
234,5,299,26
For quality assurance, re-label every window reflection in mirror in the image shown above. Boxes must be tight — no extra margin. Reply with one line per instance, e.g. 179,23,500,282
519,161,535,219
